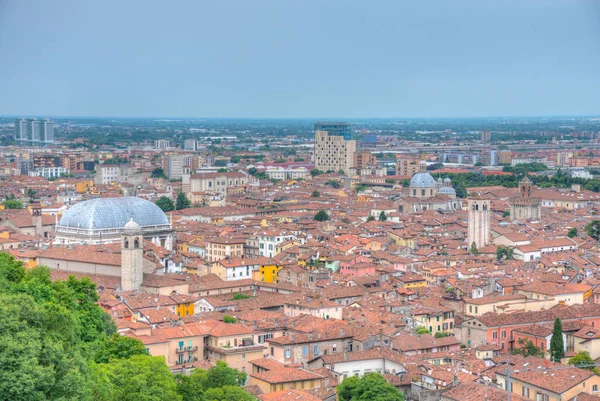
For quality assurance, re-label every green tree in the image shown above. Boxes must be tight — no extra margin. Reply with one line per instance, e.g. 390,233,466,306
176,192,191,210
310,169,323,177
247,167,257,176
496,246,514,261
151,168,167,178
568,351,600,374
223,315,237,324
426,162,444,171
470,242,479,255
156,196,175,212
510,338,545,357
378,211,387,221
550,318,565,362
415,326,430,335
311,190,320,198
502,210,510,218
366,215,375,222
95,334,149,363
90,355,181,401
3,199,23,209
231,293,250,300
337,372,404,401
434,332,452,338
585,221,600,240
199,361,246,388
314,210,330,222
204,385,254,401
567,227,578,238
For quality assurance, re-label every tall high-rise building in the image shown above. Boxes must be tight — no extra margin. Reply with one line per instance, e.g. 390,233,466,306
40,119,54,143
396,153,421,176
314,129,357,174
468,199,490,249
14,118,55,144
184,139,198,151
164,154,186,179
314,122,353,140
481,130,491,142
154,139,170,149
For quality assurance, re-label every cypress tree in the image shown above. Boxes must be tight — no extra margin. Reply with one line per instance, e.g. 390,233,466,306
550,317,565,362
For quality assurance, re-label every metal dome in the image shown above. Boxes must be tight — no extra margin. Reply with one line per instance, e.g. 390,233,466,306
444,178,452,183
58,197,169,230
409,172,436,188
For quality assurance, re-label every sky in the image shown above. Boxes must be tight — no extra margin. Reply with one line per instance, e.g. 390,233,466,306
0,0,599,118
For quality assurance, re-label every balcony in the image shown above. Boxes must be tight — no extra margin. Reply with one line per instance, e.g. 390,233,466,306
176,346,199,353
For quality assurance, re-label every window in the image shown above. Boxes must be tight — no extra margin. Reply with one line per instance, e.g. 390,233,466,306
501,331,506,338
313,345,320,356
284,349,291,358
593,384,598,392
303,346,308,356
522,387,529,397
492,332,497,339
333,343,337,353
467,328,471,336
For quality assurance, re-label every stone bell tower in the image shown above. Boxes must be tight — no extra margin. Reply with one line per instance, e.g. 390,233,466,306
468,199,490,249
121,218,143,291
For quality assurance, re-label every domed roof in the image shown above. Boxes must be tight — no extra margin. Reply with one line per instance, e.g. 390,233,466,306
410,172,436,188
444,178,451,183
124,218,142,234
58,197,169,230
439,186,456,195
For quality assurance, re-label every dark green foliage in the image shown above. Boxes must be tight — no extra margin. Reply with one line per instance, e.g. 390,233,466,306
325,180,341,189
434,332,452,338
496,246,514,260
90,355,181,401
502,210,510,218
3,199,23,209
311,190,320,198
379,211,387,221
510,338,545,357
231,293,250,300
176,361,249,401
337,373,405,401
176,192,191,210
314,210,329,221
151,168,167,178
586,220,600,241
156,196,175,212
0,259,116,401
366,215,375,222
550,318,565,362
567,227,578,238
426,162,444,171
213,160,227,167
470,242,479,255
94,334,149,363
310,169,323,177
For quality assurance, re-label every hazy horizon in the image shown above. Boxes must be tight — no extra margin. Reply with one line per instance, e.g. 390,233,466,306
1,0,599,118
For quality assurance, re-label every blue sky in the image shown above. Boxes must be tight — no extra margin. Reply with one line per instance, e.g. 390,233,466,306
0,0,599,118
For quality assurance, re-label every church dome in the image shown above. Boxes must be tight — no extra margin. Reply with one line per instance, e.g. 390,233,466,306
444,178,451,183
439,186,456,195
410,172,436,188
58,197,169,230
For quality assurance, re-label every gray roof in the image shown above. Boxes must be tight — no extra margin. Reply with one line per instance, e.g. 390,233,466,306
409,172,436,188
58,197,169,230
439,186,456,195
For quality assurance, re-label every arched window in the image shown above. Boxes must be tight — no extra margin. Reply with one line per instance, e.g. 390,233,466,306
124,238,129,248
134,238,140,248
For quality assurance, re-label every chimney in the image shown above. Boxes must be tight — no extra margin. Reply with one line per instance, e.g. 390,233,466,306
290,333,295,342
340,328,345,337
274,318,279,327
253,320,258,330
308,332,313,340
